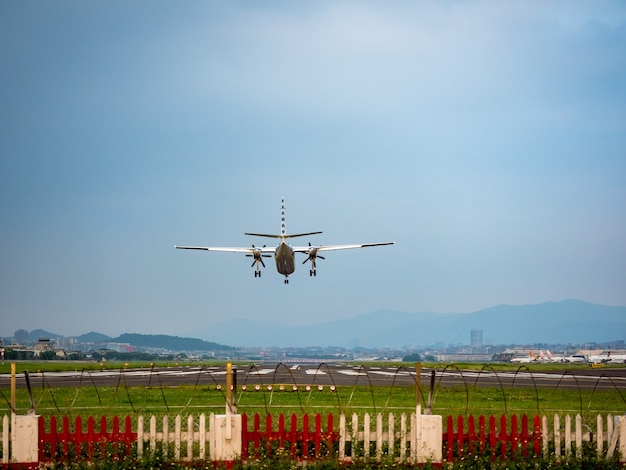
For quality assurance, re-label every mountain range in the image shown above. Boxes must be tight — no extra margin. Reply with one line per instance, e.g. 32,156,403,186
191,300,626,348
7,300,625,350
22,331,234,352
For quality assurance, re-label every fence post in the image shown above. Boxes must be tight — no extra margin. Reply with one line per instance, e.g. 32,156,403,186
210,413,242,461
411,412,442,464
11,414,39,464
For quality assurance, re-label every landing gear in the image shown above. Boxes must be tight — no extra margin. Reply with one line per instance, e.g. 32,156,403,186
303,243,323,277
248,244,269,279
284,278,289,284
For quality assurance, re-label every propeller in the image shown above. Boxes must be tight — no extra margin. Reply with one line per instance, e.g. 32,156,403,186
246,245,270,269
302,242,325,269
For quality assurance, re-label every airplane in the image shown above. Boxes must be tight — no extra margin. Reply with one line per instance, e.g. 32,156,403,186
588,351,626,364
175,199,395,284
510,352,537,364
564,354,587,363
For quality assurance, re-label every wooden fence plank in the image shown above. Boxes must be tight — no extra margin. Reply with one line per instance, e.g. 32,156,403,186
339,413,346,460
458,415,464,458
533,415,541,456
162,415,169,459
489,415,496,459
554,414,561,458
240,413,247,460
575,414,582,459
2,415,7,464
520,414,528,457
363,413,370,459
400,413,407,460
374,413,381,460
387,413,395,458
186,414,193,460
327,414,335,459
499,415,507,460
137,415,144,457
478,415,486,453
597,414,603,456
445,415,453,462
199,413,206,459
565,414,571,458
468,415,475,455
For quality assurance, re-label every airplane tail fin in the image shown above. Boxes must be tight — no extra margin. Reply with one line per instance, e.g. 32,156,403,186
281,198,286,237
244,198,322,239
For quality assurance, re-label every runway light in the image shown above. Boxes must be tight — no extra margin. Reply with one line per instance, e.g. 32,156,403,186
216,384,222,391
318,385,324,391
292,385,298,391
255,384,261,391
279,385,285,391
305,385,311,391
267,385,272,391
241,385,247,391
330,385,336,392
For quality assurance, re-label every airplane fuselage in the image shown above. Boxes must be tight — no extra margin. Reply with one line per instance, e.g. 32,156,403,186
275,241,295,277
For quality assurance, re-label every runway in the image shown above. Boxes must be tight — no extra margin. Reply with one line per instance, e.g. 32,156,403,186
1,364,625,392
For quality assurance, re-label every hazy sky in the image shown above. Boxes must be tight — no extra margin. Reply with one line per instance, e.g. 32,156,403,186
1,1,625,340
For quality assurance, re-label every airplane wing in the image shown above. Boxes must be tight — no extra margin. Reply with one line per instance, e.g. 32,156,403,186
292,241,394,253
175,245,276,254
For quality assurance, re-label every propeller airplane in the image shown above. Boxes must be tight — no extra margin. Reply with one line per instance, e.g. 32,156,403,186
175,199,394,284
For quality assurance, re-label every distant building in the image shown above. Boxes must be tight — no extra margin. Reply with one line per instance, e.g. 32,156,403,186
471,329,483,349
435,353,492,362
34,338,54,353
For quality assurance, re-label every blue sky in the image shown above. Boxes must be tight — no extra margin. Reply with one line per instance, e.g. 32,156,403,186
1,1,625,340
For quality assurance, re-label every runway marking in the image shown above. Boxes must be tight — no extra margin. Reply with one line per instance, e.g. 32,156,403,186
247,369,275,375
368,370,411,377
337,370,368,376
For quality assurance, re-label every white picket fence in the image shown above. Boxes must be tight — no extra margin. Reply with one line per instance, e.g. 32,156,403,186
545,414,625,460
1,412,625,464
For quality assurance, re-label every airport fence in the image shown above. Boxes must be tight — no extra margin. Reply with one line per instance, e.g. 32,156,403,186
1,363,626,466
1,411,625,467
2,363,626,420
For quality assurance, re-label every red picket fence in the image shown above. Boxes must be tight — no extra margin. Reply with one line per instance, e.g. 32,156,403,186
443,414,541,462
241,413,338,461
38,415,137,464
28,412,617,465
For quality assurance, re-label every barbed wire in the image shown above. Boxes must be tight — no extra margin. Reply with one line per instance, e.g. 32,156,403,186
1,363,624,420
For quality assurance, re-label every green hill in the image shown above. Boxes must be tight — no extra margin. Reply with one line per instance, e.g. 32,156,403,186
113,333,234,351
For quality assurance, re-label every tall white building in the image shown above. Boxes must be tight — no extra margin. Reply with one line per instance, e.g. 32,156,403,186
471,329,483,349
